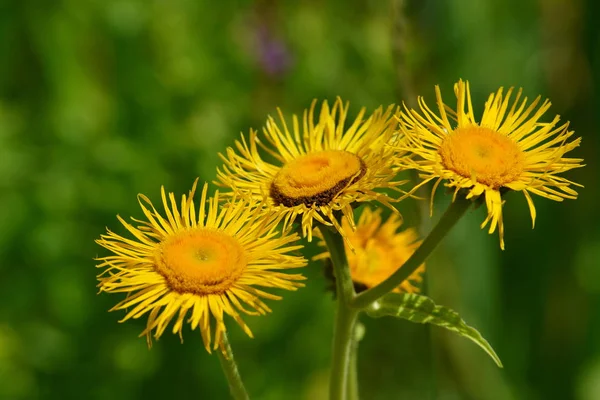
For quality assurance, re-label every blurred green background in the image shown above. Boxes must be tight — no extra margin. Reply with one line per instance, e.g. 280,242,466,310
1,0,598,399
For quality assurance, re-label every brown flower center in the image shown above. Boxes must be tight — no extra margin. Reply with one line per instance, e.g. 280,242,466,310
438,126,524,189
155,229,246,295
270,150,366,207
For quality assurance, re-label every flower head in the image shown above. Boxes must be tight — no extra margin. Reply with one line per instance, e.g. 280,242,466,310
95,180,306,354
217,98,406,242
316,207,424,293
398,80,583,249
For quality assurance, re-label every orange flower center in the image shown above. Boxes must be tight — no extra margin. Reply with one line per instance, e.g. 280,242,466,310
155,229,246,294
270,150,366,207
438,126,524,189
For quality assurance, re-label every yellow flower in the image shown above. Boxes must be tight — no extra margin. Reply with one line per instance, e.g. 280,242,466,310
95,179,306,354
398,80,583,249
217,98,406,243
316,207,424,293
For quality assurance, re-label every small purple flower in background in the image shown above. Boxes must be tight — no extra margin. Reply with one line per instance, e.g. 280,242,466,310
255,24,293,77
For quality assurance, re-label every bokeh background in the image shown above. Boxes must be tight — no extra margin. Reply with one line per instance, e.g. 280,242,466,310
1,0,599,399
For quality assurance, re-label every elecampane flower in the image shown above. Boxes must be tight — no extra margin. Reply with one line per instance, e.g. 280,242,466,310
217,98,406,242
95,180,306,354
398,80,583,249
316,207,424,293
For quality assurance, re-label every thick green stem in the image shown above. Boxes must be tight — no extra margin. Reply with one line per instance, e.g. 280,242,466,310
320,226,356,301
319,226,358,400
348,345,359,400
351,196,472,309
392,0,417,108
347,322,365,400
217,333,250,400
330,301,359,400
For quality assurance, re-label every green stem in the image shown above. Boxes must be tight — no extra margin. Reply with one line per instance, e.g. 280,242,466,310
347,337,359,400
217,333,250,400
319,226,359,400
320,226,356,301
351,196,472,309
331,302,359,400
347,322,365,400
392,0,417,108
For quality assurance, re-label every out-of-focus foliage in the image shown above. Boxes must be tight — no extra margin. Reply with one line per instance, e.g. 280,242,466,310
0,0,598,399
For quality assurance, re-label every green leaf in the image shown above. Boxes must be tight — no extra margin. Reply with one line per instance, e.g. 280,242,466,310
366,293,503,367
